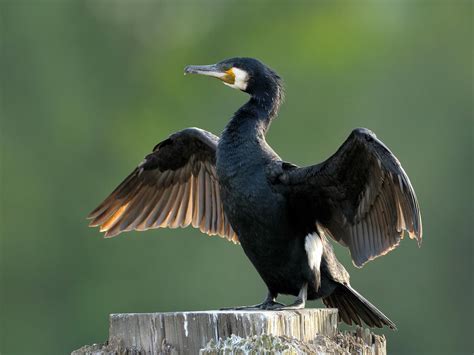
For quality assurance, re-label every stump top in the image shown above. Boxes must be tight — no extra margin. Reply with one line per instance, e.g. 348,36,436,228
110,307,337,317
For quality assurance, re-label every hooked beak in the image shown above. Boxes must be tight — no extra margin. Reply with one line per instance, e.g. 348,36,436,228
184,64,235,84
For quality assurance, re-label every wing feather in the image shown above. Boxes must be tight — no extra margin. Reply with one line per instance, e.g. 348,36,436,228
135,188,161,231
88,128,238,243
283,128,421,266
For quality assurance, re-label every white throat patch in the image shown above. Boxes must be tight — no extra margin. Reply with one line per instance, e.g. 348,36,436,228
224,67,249,91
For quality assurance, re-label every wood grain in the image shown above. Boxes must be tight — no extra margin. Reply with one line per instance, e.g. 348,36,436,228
109,309,337,353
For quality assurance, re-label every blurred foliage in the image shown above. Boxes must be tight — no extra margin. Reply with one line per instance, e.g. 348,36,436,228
0,1,472,354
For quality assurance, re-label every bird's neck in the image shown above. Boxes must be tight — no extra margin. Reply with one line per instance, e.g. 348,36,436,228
225,85,283,138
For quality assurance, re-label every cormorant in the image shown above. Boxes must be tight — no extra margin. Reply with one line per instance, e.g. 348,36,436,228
88,57,422,329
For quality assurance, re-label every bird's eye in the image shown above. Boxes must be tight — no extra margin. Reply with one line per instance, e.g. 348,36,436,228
221,63,233,71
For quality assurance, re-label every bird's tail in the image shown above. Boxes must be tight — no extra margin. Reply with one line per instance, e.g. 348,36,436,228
323,283,396,329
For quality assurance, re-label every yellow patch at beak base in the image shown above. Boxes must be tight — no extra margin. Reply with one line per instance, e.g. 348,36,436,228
222,68,236,84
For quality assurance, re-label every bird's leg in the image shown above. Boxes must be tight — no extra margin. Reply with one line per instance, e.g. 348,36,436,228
220,291,285,311
270,283,308,310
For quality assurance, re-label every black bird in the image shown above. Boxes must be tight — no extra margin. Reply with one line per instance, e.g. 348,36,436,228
88,57,422,329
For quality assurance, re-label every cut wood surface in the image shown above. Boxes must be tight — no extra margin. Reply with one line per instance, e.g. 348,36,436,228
72,309,386,354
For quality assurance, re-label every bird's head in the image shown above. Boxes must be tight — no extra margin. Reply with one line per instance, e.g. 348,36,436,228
184,57,282,99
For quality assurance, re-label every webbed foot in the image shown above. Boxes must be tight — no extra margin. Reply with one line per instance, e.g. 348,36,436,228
220,300,286,311
220,291,285,311
263,283,308,311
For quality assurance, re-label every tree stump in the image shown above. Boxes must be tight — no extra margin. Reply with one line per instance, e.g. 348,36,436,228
72,309,386,354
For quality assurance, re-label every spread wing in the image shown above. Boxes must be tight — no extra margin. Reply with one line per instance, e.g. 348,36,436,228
87,127,238,243
282,128,421,267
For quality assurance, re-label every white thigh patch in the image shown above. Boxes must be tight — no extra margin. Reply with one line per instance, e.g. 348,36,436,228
305,233,323,272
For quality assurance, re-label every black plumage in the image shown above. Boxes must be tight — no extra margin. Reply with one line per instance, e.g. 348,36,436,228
88,57,422,329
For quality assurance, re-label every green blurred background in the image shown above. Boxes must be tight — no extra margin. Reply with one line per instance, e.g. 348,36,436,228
1,1,472,354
